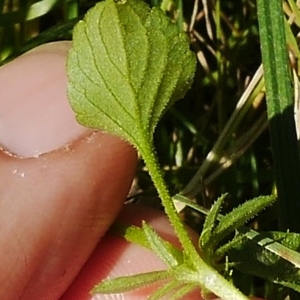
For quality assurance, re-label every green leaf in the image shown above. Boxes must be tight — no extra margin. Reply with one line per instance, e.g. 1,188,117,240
67,0,196,150
208,195,276,252
111,221,184,267
165,283,199,300
200,193,227,255
92,270,173,294
257,0,300,233
148,281,184,300
111,222,149,248
67,1,248,299
148,281,198,300
228,231,300,293
142,222,183,267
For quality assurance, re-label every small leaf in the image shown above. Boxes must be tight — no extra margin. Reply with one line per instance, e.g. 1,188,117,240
214,233,247,261
148,281,183,300
200,193,227,251
92,270,173,294
67,0,196,150
208,195,276,252
166,283,200,300
111,221,183,267
111,222,149,248
148,281,198,300
228,231,300,293
142,222,183,267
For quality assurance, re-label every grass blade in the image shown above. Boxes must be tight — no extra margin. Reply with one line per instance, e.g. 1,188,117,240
257,0,300,232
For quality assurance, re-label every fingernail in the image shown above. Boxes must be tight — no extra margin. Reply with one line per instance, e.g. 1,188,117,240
0,41,91,158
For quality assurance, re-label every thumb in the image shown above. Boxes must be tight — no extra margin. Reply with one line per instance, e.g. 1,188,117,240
0,42,137,300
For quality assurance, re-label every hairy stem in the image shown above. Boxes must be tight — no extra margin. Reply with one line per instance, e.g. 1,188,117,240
138,133,248,300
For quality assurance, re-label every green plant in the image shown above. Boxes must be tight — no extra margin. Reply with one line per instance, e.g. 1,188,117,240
2,0,300,299
257,0,300,233
66,0,298,299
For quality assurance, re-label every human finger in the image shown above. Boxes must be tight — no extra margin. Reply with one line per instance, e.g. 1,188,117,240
0,42,137,300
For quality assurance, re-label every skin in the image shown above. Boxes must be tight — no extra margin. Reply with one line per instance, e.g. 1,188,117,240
0,41,200,300
0,41,135,299
0,42,262,300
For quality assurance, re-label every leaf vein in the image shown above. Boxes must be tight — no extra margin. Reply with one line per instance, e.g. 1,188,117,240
84,9,135,121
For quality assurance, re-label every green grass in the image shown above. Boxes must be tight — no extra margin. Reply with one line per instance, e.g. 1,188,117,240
2,0,300,298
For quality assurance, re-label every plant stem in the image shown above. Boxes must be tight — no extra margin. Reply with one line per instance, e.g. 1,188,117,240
138,134,248,300
138,137,200,260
